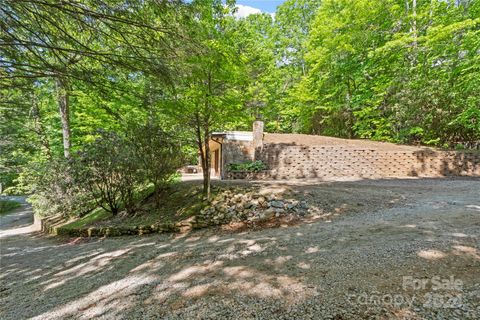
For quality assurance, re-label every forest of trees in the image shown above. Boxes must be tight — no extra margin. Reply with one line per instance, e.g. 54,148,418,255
1,0,479,201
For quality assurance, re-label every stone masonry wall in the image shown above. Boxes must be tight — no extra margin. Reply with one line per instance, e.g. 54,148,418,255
222,140,254,166
250,144,480,180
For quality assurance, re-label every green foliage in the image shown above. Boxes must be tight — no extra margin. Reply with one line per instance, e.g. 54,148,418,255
0,86,40,191
1,0,479,208
29,124,185,217
27,159,95,218
58,183,209,233
76,130,141,215
127,120,185,194
227,160,267,172
299,0,480,146
0,200,21,215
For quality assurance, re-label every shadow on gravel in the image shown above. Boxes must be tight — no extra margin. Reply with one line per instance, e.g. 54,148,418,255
0,206,33,230
0,231,317,319
0,178,479,319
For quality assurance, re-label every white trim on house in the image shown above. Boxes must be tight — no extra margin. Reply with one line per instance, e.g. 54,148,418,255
211,131,253,141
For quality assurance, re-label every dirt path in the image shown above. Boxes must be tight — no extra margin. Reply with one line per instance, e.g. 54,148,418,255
0,179,479,319
0,197,39,238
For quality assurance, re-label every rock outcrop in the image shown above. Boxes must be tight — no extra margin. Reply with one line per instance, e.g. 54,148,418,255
192,189,309,228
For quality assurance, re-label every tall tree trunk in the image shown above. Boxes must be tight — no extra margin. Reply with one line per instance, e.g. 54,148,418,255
31,94,51,159
194,113,211,199
56,77,71,158
202,71,213,200
203,125,211,199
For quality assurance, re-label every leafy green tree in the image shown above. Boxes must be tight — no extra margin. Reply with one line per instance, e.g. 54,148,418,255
1,0,190,194
170,0,247,198
1,0,478,203
1,0,186,158
271,0,322,132
128,120,184,203
0,85,38,192
228,13,277,125
300,0,479,146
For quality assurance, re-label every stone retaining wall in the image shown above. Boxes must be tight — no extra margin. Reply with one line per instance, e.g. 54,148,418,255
36,213,179,237
225,170,270,180
231,144,480,180
55,223,179,237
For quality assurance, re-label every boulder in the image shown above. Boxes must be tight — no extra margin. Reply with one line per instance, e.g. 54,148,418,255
258,208,276,221
286,203,296,210
244,201,255,209
215,204,227,213
270,200,284,208
299,201,309,209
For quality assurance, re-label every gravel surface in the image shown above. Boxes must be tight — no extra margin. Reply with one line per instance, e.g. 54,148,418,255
0,178,479,319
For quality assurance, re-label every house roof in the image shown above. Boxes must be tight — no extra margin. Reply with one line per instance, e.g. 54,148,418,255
263,133,429,151
210,131,427,151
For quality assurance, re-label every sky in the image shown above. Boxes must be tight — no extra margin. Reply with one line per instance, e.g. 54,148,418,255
235,1,285,15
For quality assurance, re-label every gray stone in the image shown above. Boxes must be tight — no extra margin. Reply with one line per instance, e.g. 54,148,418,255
270,200,284,208
258,208,276,221
286,203,296,210
244,202,255,209
216,204,227,213
299,201,309,209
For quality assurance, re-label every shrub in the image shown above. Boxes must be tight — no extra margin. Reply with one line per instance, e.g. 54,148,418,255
28,159,95,218
76,130,142,215
227,160,267,172
25,125,184,217
127,122,184,195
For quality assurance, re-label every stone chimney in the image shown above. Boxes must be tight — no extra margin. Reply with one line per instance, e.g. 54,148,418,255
252,119,264,159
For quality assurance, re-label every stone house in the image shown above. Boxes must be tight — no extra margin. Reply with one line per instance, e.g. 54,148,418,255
208,121,480,180
208,120,264,179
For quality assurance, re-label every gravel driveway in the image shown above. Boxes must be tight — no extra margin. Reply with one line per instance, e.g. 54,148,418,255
0,178,479,319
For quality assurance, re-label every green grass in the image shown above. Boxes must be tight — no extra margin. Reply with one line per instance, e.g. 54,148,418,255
101,182,208,228
55,182,220,233
59,182,209,230
0,200,22,215
61,207,112,229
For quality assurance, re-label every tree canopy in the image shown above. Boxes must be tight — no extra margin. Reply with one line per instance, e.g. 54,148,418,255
1,0,479,194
